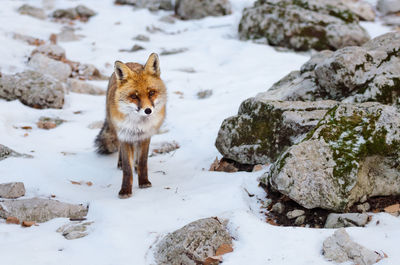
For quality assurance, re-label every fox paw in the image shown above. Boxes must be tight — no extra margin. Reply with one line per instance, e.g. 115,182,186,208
139,181,152,189
118,190,132,199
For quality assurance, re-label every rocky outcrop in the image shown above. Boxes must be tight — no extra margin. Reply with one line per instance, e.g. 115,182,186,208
154,218,232,265
215,98,338,165
17,4,46,20
262,32,400,107
0,182,25,199
264,102,400,212
238,0,370,51
323,228,382,265
115,0,173,11
28,53,72,82
0,144,33,161
0,71,64,109
175,0,232,20
0,198,88,223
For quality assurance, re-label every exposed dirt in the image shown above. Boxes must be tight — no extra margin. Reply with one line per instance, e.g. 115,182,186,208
260,183,400,228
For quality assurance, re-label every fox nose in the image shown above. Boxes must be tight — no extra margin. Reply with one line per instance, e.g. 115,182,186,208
144,108,152,115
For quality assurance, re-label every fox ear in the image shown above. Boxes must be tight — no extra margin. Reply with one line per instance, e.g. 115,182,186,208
114,61,131,82
144,53,160,77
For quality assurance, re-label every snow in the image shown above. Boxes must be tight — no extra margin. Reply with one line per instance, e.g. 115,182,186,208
0,0,398,264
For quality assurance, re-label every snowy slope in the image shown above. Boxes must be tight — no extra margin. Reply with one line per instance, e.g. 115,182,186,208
0,0,398,264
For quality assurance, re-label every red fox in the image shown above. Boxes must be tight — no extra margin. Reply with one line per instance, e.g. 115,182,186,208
95,53,167,198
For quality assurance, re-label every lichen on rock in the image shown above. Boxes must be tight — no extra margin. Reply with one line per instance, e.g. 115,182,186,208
265,102,400,211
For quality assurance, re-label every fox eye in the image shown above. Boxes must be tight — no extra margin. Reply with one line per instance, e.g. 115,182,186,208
149,90,156,97
130,94,138,100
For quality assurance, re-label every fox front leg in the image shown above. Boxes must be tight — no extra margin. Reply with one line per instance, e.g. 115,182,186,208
118,142,134,198
136,138,152,188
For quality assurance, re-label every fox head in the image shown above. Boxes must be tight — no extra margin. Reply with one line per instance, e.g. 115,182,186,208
113,53,167,117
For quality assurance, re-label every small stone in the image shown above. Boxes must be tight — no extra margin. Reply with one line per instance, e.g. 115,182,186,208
197,89,213,99
57,27,82,42
6,216,20,224
271,202,284,214
286,209,305,219
28,53,72,81
57,221,93,240
325,213,369,228
360,195,368,203
119,44,145,53
252,164,263,172
32,44,66,61
175,0,232,20
0,182,25,199
261,199,273,208
67,79,105,95
133,34,150,42
0,144,33,161
357,202,371,213
323,228,382,265
37,117,64,130
160,48,188,55
294,215,306,226
384,204,400,216
18,4,46,20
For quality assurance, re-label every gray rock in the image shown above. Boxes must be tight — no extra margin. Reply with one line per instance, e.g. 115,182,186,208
323,228,382,265
0,144,33,161
286,209,305,219
32,44,66,61
325,213,369,228
266,102,400,211
57,221,93,240
238,0,370,51
71,63,106,80
160,48,188,55
17,4,46,20
357,202,371,213
262,198,273,208
67,79,105,95
197,89,213,99
119,44,145,53
271,202,284,214
57,27,82,42
0,198,88,223
215,99,338,165
115,0,173,11
133,34,150,42
175,0,232,20
154,217,232,265
0,71,64,109
0,182,25,199
377,0,400,15
342,0,375,21
52,5,96,20
262,32,400,107
28,53,72,81
294,215,306,225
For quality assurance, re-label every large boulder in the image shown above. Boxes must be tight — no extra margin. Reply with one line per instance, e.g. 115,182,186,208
154,217,232,265
238,0,370,51
264,102,400,212
175,0,232,20
0,198,88,223
215,98,338,165
0,71,64,109
262,32,400,107
52,5,96,21
342,0,375,21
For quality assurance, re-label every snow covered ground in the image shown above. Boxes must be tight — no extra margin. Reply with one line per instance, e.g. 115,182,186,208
0,0,399,264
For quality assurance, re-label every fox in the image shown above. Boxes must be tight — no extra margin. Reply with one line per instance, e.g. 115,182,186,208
95,53,167,198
